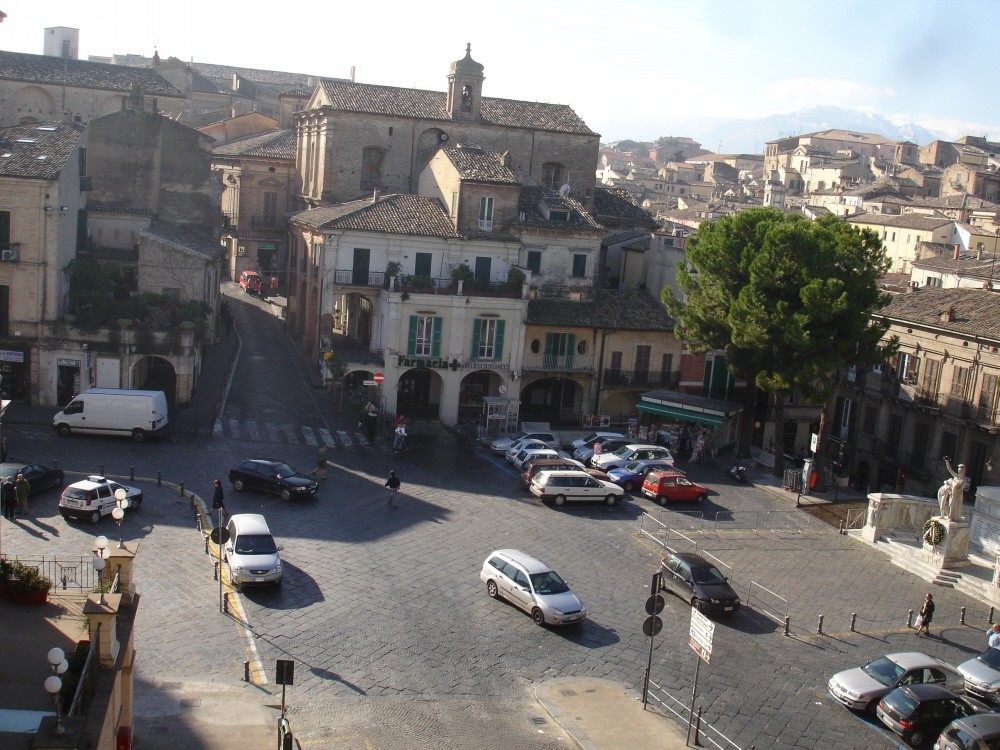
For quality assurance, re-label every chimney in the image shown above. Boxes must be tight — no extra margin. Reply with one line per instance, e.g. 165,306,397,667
940,306,955,323
501,150,510,168
372,188,380,203
954,243,961,260
979,247,984,260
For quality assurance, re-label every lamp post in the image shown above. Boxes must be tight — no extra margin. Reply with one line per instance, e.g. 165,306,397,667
111,488,129,549
45,646,68,734
93,535,109,605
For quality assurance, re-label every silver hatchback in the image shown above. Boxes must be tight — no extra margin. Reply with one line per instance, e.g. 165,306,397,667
479,549,586,626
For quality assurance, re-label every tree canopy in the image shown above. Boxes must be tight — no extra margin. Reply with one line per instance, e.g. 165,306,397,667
664,208,893,474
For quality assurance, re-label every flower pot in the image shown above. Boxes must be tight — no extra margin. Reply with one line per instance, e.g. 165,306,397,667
0,580,11,600
10,585,50,605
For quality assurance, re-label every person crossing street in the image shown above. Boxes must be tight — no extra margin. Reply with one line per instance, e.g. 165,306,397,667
385,470,400,507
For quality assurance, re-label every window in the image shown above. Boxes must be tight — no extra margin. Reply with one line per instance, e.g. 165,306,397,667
920,359,940,396
407,315,441,358
862,405,877,435
526,250,541,274
634,345,651,383
262,191,278,227
361,147,383,191
979,373,998,419
941,432,957,462
479,197,494,231
542,162,564,190
472,318,505,361
898,352,919,384
571,254,587,278
911,422,930,466
660,353,673,385
951,366,969,398
414,252,432,279
474,257,491,282
544,333,575,368
926,276,942,287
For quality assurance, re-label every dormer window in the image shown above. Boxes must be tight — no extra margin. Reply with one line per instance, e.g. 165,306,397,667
542,162,564,190
461,85,473,112
479,197,494,231
548,210,569,222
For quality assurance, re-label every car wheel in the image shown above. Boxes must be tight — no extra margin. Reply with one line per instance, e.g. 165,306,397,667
554,494,567,506
487,580,499,598
656,495,666,506
90,510,101,524
623,480,634,492
863,698,879,715
280,488,292,501
531,608,546,626
696,494,708,503
605,494,618,506
906,730,925,747
56,424,71,437
691,597,703,612
233,479,245,491
131,429,146,443
130,496,142,511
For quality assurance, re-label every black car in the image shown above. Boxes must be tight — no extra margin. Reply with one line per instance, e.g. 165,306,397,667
228,459,318,500
0,462,65,496
659,552,741,615
877,683,990,748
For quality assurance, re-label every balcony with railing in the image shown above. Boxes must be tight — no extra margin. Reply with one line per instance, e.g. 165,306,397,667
221,213,285,237
603,369,679,388
522,353,595,374
333,269,387,288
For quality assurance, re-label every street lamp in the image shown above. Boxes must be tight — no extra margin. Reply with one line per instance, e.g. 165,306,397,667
111,488,129,549
93,536,109,605
45,646,68,734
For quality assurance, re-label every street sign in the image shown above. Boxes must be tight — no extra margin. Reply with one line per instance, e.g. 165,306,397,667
276,659,295,685
645,594,665,616
688,608,715,664
362,380,377,386
373,372,385,384
642,615,663,637
209,527,230,545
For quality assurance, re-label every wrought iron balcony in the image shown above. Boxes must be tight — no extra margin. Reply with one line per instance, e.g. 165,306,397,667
333,270,387,288
521,353,595,374
603,369,678,388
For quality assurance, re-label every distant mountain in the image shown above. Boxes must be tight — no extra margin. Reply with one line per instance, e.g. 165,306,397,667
695,106,942,154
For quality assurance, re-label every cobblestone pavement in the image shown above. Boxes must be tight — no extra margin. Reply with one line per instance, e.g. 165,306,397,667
2,290,993,749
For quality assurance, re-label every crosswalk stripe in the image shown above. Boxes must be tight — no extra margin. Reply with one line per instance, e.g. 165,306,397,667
337,430,354,450
356,432,369,448
265,423,281,443
318,428,336,448
302,426,318,447
284,425,300,445
246,420,260,441
229,419,241,439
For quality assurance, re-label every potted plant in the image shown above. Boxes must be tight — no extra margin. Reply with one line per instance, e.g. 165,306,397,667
10,562,52,605
0,559,12,599
385,261,401,289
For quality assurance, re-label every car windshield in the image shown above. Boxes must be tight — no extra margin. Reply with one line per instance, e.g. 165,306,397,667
272,463,297,477
611,446,632,458
690,565,728,585
509,432,528,442
530,570,570,595
880,687,918,715
978,648,1000,669
234,534,277,555
623,461,643,472
581,433,600,443
862,656,905,687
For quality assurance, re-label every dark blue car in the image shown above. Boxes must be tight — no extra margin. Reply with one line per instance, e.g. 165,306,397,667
605,459,678,492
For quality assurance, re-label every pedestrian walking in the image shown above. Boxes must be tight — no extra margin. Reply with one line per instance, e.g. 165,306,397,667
365,402,378,441
988,624,1000,648
211,479,226,518
914,592,935,636
14,472,30,515
0,477,14,520
393,421,407,452
1,435,8,462
385,470,401,507
314,447,328,481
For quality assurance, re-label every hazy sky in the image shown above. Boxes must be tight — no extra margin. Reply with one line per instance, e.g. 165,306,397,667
1,0,996,143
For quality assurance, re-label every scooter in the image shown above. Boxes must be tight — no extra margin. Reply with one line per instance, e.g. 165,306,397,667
727,463,748,483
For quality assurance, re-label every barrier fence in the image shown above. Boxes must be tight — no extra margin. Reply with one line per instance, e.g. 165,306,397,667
645,678,747,750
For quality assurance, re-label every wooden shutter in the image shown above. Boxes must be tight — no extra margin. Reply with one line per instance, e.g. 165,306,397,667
432,317,442,357
494,320,505,361
407,316,418,357
471,321,481,361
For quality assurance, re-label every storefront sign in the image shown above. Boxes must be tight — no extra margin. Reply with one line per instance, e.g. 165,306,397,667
461,361,510,371
0,350,24,363
396,356,457,370
57,358,81,367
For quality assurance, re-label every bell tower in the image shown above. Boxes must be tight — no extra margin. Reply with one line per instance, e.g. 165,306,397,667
446,44,485,122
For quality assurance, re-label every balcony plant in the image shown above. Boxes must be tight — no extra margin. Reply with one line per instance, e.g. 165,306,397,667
9,561,52,605
0,558,12,599
385,261,401,289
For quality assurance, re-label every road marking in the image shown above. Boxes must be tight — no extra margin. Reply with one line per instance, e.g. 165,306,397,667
228,418,241,439
213,418,224,438
337,430,354,450
318,428,336,448
302,426,318,447
284,424,299,444
265,422,281,443
246,420,260,441
356,432,369,447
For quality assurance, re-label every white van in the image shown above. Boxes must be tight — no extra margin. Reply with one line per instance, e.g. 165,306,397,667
53,388,169,442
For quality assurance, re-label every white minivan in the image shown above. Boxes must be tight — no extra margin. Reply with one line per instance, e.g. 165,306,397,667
53,388,169,442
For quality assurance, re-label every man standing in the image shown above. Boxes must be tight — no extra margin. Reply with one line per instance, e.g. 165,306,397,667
385,470,401,507
14,472,30,515
0,476,13,520
211,479,226,517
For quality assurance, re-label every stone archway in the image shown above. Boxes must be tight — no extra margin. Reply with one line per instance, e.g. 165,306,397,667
518,377,583,423
129,356,178,409
397,367,445,420
458,369,508,425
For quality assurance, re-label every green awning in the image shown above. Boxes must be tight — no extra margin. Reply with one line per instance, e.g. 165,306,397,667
636,401,727,426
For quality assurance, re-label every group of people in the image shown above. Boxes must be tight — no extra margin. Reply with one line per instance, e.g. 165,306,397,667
1,472,31,520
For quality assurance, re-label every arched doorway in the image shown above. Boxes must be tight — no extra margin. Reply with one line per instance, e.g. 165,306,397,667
458,370,507,425
397,368,444,419
343,293,373,347
519,377,582,423
130,356,177,409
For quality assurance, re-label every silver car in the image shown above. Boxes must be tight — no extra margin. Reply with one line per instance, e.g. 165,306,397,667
479,549,586,626
957,647,1000,704
828,651,965,712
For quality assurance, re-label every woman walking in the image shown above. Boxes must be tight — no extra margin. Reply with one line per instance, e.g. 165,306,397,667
915,592,935,636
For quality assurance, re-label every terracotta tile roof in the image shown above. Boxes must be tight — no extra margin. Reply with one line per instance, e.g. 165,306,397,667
442,146,519,183
0,121,84,179
527,289,674,331
878,287,1000,340
0,50,182,97
517,187,603,232
593,186,658,227
290,194,462,238
213,129,296,160
316,79,596,135
847,212,953,230
142,219,220,260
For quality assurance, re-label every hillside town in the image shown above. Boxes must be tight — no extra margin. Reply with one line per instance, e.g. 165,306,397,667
6,23,1000,750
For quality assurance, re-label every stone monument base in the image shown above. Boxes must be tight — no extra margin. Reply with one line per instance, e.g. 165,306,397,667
923,515,971,569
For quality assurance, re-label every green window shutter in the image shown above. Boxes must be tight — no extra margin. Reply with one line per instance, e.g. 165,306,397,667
431,317,442,357
544,333,554,355
407,316,418,357
494,320,505,361
566,333,575,368
471,321,481,361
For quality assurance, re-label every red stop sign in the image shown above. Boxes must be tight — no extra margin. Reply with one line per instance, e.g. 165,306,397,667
373,372,385,384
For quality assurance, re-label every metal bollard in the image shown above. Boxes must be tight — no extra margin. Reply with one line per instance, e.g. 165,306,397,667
839,520,846,535
204,534,210,555
693,706,702,746
961,606,967,625
244,660,250,682
53,459,58,469
214,561,219,581
817,615,824,634
907,609,914,628
179,481,185,497
850,613,857,632
783,616,790,636
99,464,104,476
130,466,135,481
157,471,162,486
991,607,995,625
223,593,229,614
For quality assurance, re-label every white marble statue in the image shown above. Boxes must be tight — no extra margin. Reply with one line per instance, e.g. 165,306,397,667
937,458,967,521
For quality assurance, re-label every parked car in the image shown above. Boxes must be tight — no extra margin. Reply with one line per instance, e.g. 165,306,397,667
957,647,1000,705
605,459,678,492
935,713,1000,750
591,444,673,471
513,448,571,471
828,652,966,713
659,552,740,616
572,436,630,464
641,471,710,504
228,459,319,500
58,475,143,524
479,549,586,626
507,441,560,465
570,431,625,450
224,513,283,589
490,430,561,454
521,458,607,488
0,462,64,496
530,470,624,506
239,270,264,296
877,683,989,748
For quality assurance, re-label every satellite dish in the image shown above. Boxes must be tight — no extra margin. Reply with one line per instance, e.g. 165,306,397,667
559,184,571,196
439,132,450,143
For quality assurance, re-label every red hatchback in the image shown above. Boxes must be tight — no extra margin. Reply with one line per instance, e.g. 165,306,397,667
641,471,709,505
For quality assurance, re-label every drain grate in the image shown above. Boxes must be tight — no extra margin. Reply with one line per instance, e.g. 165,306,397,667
180,698,202,708
530,717,549,726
